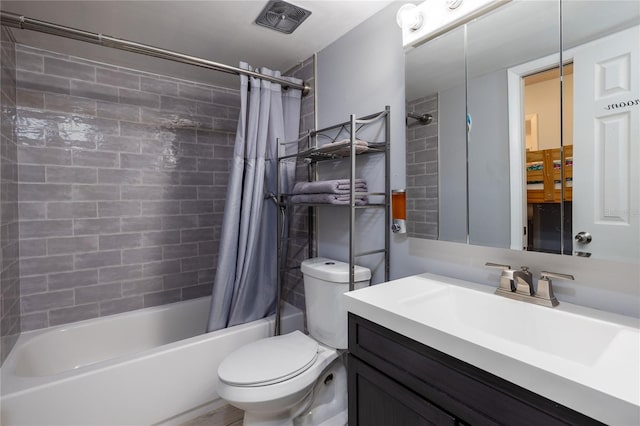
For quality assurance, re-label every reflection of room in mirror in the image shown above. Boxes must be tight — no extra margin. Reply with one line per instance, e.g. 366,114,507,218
406,94,438,239
523,65,574,254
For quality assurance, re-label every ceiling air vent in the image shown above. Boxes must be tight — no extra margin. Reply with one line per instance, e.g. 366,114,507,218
255,0,312,34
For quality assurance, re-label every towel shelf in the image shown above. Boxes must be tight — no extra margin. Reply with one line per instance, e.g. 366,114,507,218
275,107,391,335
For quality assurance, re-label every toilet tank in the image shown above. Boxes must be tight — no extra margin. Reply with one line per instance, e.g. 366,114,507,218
301,257,371,349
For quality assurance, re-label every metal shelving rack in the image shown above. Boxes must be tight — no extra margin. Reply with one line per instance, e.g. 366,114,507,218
275,106,390,334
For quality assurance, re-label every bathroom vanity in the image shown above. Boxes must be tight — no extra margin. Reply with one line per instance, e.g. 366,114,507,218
344,274,640,425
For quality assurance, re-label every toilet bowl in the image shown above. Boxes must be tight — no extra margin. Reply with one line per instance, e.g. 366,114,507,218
216,257,371,426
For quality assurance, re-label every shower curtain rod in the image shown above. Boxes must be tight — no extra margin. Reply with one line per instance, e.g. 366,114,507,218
0,10,311,96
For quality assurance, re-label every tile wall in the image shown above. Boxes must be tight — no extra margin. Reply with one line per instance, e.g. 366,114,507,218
406,94,438,239
281,56,315,312
1,27,20,364
15,45,239,331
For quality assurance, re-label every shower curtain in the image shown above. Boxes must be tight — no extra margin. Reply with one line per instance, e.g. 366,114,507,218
206,63,302,332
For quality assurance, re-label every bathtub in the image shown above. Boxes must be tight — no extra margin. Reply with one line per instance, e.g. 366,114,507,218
0,297,304,426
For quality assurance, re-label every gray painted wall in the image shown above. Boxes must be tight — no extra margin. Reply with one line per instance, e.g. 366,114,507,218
316,4,639,318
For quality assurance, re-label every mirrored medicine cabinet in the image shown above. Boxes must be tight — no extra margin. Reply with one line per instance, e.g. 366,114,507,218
404,0,639,263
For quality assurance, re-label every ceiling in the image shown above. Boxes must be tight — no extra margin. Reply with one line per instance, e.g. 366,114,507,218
3,0,396,89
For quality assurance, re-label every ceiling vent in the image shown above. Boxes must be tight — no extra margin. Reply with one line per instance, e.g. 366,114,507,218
255,1,312,34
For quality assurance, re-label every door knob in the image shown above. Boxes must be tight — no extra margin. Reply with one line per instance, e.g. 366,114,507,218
574,231,592,244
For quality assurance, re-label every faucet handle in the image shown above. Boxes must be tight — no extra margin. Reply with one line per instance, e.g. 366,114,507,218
536,271,573,307
485,262,515,292
540,271,575,281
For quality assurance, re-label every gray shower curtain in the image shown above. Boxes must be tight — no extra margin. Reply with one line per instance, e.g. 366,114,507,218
206,63,302,332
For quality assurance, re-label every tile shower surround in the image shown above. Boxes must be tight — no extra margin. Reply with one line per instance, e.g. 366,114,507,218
1,27,21,363
406,94,438,239
14,44,240,331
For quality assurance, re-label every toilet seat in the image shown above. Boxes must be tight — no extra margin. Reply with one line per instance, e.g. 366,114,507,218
218,331,319,387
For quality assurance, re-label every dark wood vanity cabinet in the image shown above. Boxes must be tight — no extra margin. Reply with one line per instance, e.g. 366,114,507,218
347,314,604,426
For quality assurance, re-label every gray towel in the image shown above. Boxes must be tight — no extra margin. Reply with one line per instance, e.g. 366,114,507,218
292,179,367,195
290,193,368,205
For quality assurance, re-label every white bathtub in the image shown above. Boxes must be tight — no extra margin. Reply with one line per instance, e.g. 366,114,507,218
0,297,303,426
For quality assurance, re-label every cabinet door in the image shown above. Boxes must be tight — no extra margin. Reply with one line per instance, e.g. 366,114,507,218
349,355,457,426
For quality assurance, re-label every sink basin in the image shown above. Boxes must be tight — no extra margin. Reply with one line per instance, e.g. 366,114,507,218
344,273,640,425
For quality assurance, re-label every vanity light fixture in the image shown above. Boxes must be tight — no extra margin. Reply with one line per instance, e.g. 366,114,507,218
398,0,511,49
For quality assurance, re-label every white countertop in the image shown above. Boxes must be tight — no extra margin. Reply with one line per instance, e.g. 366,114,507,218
344,273,640,425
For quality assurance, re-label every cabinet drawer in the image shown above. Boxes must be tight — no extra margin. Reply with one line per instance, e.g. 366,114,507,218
348,313,604,426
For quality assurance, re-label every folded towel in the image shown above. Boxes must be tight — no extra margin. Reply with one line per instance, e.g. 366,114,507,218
292,179,367,195
290,193,368,205
316,138,369,156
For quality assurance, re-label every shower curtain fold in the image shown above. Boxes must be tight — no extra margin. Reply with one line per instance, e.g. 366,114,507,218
207,62,302,332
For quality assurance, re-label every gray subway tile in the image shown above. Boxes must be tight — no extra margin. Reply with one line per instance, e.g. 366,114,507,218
99,296,144,316
142,259,180,277
17,70,70,95
197,269,215,284
96,68,140,89
75,250,121,269
46,166,97,184
44,57,95,81
181,255,215,272
75,282,122,304
97,201,141,217
49,269,99,290
47,202,97,219
119,88,159,108
211,90,240,107
196,130,228,145
141,230,180,246
163,243,198,259
97,136,141,153
16,89,45,109
119,121,157,138
20,254,74,277
18,165,46,182
19,219,73,238
213,145,234,159
122,277,163,297
18,146,72,165
196,102,227,118
49,304,100,326
122,246,162,265
44,93,97,115
121,216,162,232
141,171,180,185
20,275,48,296
99,264,142,283
139,109,201,129
178,84,212,103
181,200,214,214
141,200,180,215
21,289,74,314
179,172,213,186
143,289,181,307
20,312,49,331
16,50,44,72
96,101,140,122
70,80,118,103
19,202,47,220
20,239,47,257
140,76,177,96
162,215,198,230
197,159,229,172
98,169,141,184
72,184,120,201
161,96,197,114
121,185,164,200
73,218,121,235
163,271,198,289
163,186,197,200
182,284,211,300
47,235,98,255
99,233,142,250
120,153,161,170
181,227,214,242
181,143,213,159
72,150,119,167
198,240,217,255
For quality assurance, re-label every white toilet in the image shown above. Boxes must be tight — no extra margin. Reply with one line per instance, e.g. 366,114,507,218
217,257,371,426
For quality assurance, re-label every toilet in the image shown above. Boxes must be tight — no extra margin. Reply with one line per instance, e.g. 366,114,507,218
217,257,371,426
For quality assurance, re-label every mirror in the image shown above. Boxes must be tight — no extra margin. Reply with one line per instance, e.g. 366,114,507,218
404,0,640,263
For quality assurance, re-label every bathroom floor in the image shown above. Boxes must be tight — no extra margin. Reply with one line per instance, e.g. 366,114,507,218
180,405,244,426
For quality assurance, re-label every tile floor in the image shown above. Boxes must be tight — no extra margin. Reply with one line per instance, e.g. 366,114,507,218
180,404,244,426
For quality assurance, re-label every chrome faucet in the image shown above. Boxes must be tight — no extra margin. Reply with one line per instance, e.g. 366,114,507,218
485,262,574,307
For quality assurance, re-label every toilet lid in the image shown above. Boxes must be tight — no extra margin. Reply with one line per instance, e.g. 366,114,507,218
218,331,319,387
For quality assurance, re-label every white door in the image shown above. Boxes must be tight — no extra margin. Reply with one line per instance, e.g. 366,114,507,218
572,25,639,261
